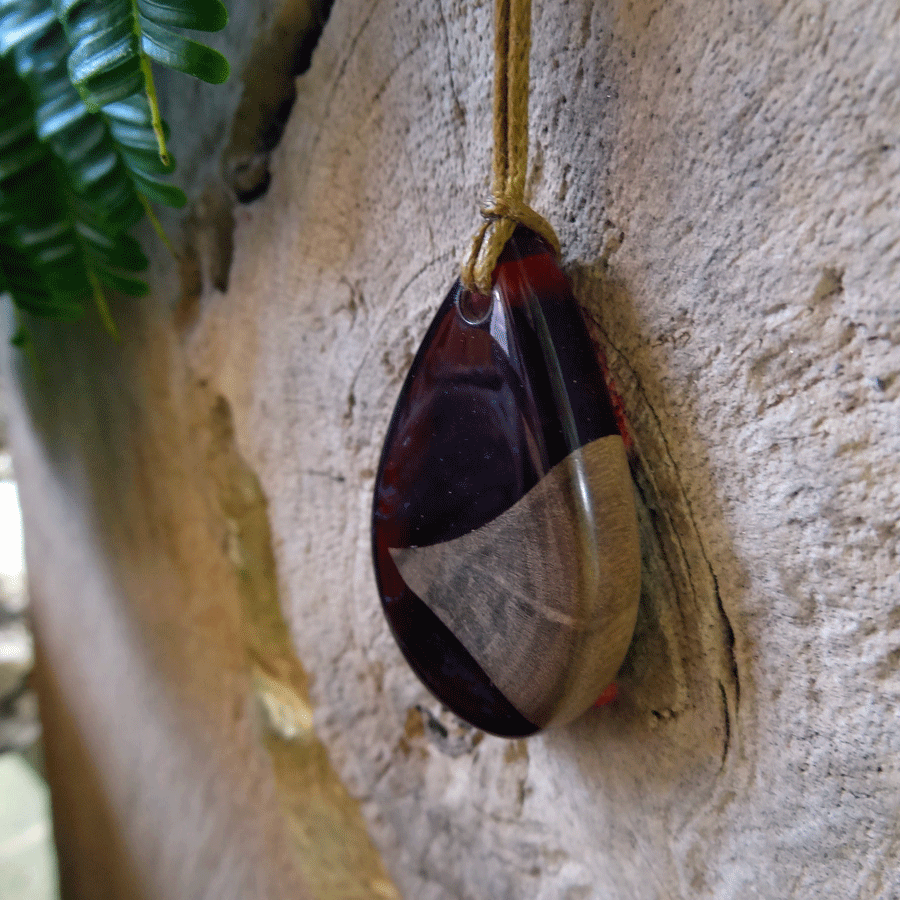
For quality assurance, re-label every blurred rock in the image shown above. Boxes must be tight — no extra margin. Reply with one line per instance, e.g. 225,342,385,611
0,414,34,757
0,618,32,698
0,686,40,754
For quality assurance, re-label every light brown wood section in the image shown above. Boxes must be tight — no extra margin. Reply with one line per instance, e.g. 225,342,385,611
391,434,640,727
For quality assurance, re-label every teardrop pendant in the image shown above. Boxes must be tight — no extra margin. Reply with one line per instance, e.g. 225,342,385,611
372,227,640,737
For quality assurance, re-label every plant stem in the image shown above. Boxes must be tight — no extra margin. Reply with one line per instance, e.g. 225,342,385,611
139,194,176,258
131,0,170,166
88,269,119,339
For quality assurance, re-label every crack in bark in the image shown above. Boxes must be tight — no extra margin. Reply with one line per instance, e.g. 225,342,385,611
714,574,740,709
227,0,336,203
718,680,731,768
583,302,741,760
179,0,338,312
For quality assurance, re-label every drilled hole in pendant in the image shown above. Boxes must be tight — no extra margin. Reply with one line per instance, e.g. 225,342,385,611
456,287,494,326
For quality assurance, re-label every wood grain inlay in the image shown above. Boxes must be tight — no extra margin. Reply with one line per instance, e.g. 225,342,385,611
390,435,640,727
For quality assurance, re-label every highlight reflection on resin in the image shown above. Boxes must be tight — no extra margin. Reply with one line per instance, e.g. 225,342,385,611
373,227,640,737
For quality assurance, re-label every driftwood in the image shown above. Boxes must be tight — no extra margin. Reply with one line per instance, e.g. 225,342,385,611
3,0,899,897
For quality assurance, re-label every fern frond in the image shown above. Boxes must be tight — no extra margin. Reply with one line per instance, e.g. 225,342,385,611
55,0,227,161
102,95,185,207
0,7,154,323
0,0,229,337
0,55,91,321
2,0,186,207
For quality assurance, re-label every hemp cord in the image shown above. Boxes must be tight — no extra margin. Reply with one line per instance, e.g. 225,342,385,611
460,0,561,295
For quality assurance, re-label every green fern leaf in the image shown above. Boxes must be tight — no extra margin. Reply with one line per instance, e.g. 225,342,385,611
136,0,227,32
1,12,155,315
0,55,92,321
55,0,228,120
103,95,186,204
0,0,230,339
138,18,227,83
0,52,139,332
97,267,148,295
5,6,180,209
0,1,55,55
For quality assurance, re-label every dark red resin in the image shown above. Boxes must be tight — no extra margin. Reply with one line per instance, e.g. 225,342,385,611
372,227,621,736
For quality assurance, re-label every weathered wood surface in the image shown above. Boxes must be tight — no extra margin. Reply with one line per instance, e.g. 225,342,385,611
4,0,900,897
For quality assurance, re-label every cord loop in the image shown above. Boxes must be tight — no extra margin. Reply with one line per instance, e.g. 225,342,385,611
460,0,558,296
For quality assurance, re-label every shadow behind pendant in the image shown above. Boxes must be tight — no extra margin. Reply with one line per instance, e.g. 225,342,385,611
372,227,640,737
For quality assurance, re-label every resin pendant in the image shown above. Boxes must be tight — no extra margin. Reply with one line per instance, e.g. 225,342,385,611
372,226,640,737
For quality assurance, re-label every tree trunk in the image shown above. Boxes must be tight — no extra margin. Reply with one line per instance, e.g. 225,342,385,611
4,0,898,897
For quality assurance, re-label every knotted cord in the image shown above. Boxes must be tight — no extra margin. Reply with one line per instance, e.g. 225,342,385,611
460,0,560,295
